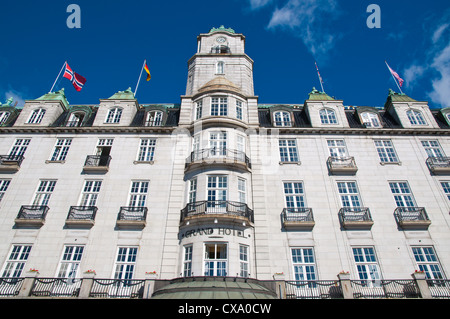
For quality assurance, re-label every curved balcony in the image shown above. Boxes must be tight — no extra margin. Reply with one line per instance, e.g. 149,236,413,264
180,200,254,227
185,148,251,172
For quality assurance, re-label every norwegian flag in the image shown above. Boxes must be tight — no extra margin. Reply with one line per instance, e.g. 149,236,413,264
386,62,404,87
63,62,87,91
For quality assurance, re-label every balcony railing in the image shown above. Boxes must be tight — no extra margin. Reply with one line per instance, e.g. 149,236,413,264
394,207,431,230
285,280,343,299
351,279,420,299
185,148,251,171
116,206,148,229
15,205,49,227
90,279,145,298
338,207,374,230
281,208,315,230
180,200,254,226
31,278,82,297
426,156,450,174
65,206,97,227
0,154,24,172
0,277,23,296
327,156,358,174
83,155,111,173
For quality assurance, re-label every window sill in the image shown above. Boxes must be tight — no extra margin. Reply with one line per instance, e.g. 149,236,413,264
380,161,402,166
133,160,154,165
45,160,66,164
279,161,301,165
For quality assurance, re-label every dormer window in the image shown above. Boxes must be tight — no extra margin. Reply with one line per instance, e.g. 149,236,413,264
0,111,10,125
66,112,85,127
105,107,122,124
360,112,381,128
145,110,163,126
216,61,224,74
407,109,427,125
211,45,230,54
27,108,46,124
319,108,337,124
273,111,292,127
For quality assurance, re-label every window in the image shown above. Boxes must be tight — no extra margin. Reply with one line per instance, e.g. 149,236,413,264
291,248,317,281
407,109,427,125
279,139,299,162
319,108,337,124
50,138,72,161
105,107,122,123
32,180,56,206
327,140,348,158
389,182,416,207
0,111,10,125
412,246,445,280
421,140,445,158
128,181,149,207
273,111,292,127
239,245,249,278
114,247,138,280
27,108,46,124
216,61,224,74
183,245,193,277
440,182,450,200
361,112,381,128
195,100,203,120
204,243,227,276
211,97,227,116
66,112,85,127
56,245,84,278
284,182,306,210
209,131,227,156
238,178,246,204
207,176,227,209
80,180,102,206
212,45,230,54
9,139,30,157
137,138,156,162
0,179,11,203
236,100,243,120
96,138,113,164
337,181,361,208
145,111,163,126
237,135,245,153
374,140,399,163
188,178,197,204
352,247,381,286
1,245,32,278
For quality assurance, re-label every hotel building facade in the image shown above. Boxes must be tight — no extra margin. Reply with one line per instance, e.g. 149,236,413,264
0,26,449,299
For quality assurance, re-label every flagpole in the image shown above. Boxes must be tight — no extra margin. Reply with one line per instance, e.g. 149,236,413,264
385,61,403,94
134,60,146,97
315,61,325,93
50,61,67,93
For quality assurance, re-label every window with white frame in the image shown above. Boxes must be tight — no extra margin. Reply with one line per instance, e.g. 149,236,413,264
204,243,227,276
237,135,245,153
80,180,102,206
211,97,227,116
9,139,30,157
412,246,445,280
238,178,246,204
274,111,292,127
319,108,337,124
207,176,227,205
337,181,362,208
327,139,348,158
352,247,381,286
66,112,85,127
137,138,156,162
440,181,450,200
0,179,11,203
128,181,149,207
389,181,416,207
114,247,138,280
32,180,56,206
27,108,46,124
279,139,299,162
291,248,317,281
188,177,197,204
284,182,306,210
145,111,163,126
407,109,427,125
183,245,193,277
374,139,399,163
209,131,227,156
1,245,32,278
360,112,381,128
195,100,203,120
421,140,445,158
216,61,224,74
236,100,243,120
50,138,72,161
239,245,249,278
0,111,10,125
56,245,84,278
105,107,123,123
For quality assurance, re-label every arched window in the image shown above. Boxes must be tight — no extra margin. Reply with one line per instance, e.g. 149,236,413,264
145,110,163,126
273,111,292,127
0,111,10,125
360,112,381,128
216,61,224,74
319,108,337,124
407,109,426,125
66,112,85,127
27,108,46,124
105,107,122,123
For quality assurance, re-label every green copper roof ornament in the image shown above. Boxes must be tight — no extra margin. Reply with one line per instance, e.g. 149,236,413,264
209,25,235,34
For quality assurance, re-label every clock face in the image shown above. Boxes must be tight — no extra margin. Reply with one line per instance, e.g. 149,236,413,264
216,37,226,43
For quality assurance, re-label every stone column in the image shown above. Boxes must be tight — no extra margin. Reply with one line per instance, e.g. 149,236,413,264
272,273,286,299
143,272,158,299
17,270,39,297
337,272,354,299
78,271,96,298
411,272,432,299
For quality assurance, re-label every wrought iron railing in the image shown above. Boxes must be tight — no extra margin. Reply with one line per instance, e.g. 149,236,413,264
351,279,420,299
426,156,450,170
338,207,373,223
281,208,314,222
427,279,450,298
327,156,357,170
0,154,25,166
0,278,23,296
285,280,343,299
117,206,148,221
186,148,251,169
181,200,254,223
31,278,82,297
84,155,111,168
17,205,49,220
89,279,145,298
394,207,429,223
67,206,97,221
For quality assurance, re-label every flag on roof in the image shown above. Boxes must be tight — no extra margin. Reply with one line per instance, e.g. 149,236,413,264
385,62,404,87
144,62,151,81
63,62,87,91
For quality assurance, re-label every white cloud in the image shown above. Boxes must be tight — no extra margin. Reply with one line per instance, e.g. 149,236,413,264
432,23,449,44
249,0,272,10
428,43,450,108
4,89,26,107
403,63,426,89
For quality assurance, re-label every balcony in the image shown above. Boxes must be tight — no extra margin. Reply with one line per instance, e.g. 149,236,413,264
185,148,251,172
180,200,254,227
0,155,24,173
116,206,147,229
394,207,431,230
281,208,315,231
15,205,49,227
65,206,97,228
82,155,111,173
338,207,374,230
327,156,358,175
426,156,450,175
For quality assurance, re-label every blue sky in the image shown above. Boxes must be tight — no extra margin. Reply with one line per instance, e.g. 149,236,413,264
0,0,449,109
